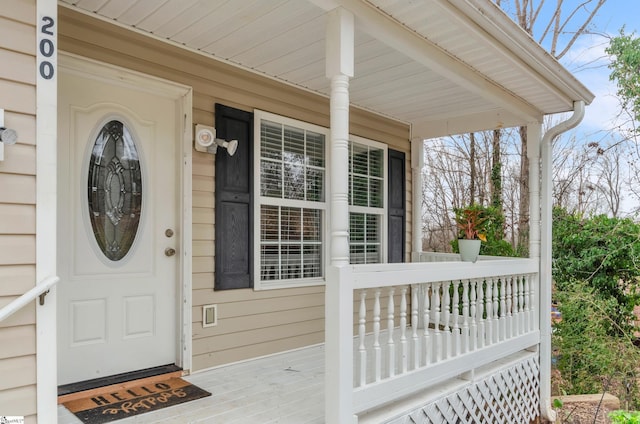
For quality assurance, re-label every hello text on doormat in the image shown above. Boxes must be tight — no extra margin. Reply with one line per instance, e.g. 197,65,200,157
63,378,211,423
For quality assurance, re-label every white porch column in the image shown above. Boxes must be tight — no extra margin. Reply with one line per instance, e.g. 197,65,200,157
325,7,355,424
411,138,424,262
528,123,542,260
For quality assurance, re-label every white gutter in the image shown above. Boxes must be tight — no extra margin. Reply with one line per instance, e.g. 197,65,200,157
539,100,585,421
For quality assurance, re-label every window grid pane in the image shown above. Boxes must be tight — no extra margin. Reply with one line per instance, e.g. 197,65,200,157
369,148,383,177
260,205,323,280
260,121,325,203
349,213,382,265
261,160,282,198
349,141,384,209
261,120,283,160
306,131,325,168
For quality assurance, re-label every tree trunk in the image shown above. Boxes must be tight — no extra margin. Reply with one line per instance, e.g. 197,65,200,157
491,129,502,209
518,125,529,255
469,132,476,204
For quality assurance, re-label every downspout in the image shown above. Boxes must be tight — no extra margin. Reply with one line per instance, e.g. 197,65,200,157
540,100,585,421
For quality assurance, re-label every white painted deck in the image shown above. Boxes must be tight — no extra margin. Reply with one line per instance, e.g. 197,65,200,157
58,344,325,424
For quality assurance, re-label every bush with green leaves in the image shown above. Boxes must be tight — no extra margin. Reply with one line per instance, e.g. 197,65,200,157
609,410,640,424
552,208,640,408
553,207,640,333
552,279,639,404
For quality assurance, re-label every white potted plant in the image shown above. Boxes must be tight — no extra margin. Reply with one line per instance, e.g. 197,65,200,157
454,206,487,263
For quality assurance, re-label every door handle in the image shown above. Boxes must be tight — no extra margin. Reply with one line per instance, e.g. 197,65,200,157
165,247,176,257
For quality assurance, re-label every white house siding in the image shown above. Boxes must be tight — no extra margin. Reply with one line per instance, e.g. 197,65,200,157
58,6,411,372
0,1,38,422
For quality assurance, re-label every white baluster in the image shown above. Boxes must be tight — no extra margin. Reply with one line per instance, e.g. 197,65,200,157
512,275,519,337
387,287,395,378
476,280,485,349
423,283,431,365
373,288,382,382
442,281,451,359
518,276,525,335
492,278,499,344
400,286,408,374
411,284,419,370
506,276,513,339
358,290,367,387
462,279,470,354
452,280,461,356
485,279,493,346
432,282,442,362
526,274,533,332
469,279,477,351
499,278,506,342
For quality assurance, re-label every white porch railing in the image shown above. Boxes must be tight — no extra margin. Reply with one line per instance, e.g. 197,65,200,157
344,258,540,415
419,251,524,262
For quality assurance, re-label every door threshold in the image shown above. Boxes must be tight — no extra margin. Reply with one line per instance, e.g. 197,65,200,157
58,364,183,404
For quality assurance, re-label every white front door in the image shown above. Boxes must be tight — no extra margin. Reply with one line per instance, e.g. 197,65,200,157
57,57,183,385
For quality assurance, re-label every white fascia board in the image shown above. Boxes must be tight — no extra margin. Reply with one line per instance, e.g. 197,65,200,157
454,0,595,106
311,0,543,122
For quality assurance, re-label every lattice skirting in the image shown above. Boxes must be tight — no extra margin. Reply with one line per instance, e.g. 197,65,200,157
387,355,540,424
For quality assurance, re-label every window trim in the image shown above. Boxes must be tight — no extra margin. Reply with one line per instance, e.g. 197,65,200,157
253,110,330,290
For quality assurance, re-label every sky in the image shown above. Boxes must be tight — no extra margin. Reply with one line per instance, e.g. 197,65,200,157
493,1,640,215
548,0,640,140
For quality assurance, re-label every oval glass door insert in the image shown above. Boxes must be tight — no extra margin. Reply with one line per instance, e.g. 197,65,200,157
88,120,142,261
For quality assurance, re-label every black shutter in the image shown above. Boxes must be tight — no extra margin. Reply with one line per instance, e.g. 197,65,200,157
388,149,406,263
214,104,253,290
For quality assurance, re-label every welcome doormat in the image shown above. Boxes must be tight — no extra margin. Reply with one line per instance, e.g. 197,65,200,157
62,377,211,423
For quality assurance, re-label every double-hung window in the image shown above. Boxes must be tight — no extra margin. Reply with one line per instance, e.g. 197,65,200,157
349,136,387,264
254,111,388,289
255,111,328,289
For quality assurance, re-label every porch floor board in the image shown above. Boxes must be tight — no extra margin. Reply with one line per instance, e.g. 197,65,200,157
57,344,325,424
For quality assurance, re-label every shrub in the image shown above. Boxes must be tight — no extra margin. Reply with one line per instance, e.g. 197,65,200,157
552,208,640,408
609,410,640,424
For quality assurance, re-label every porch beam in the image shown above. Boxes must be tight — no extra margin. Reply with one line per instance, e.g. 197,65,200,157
311,0,543,122
325,7,355,424
411,108,543,140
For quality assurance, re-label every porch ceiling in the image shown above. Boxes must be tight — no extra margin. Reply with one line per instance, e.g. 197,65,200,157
59,0,594,139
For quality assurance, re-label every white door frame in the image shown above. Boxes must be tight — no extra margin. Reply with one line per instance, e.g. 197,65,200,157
54,51,193,376
36,0,60,421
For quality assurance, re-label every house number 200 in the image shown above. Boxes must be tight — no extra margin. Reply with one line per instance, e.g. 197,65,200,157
39,16,55,80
